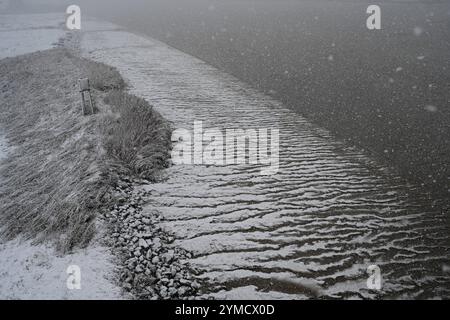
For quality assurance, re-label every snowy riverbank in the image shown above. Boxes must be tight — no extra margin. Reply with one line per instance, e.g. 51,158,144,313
1,11,450,300
1,116,121,300
0,13,124,299
0,12,192,300
78,15,450,299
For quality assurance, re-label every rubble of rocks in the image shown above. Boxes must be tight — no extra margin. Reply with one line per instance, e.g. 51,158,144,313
103,177,200,299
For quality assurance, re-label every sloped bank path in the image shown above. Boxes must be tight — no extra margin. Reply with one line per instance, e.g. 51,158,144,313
79,18,450,299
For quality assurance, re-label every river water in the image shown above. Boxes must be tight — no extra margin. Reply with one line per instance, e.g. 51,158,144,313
83,0,450,202
79,18,450,299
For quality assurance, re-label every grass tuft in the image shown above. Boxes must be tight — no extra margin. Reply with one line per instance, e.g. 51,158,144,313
102,91,171,180
82,59,126,91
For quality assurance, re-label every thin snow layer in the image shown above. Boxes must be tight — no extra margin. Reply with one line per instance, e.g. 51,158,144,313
208,285,309,300
79,18,450,299
0,238,122,300
0,13,65,59
0,14,122,300
1,135,120,300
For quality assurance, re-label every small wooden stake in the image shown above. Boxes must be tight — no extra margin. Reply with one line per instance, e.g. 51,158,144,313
79,78,94,115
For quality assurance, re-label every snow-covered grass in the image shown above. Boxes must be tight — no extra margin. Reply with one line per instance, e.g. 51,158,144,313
80,58,126,92
102,91,171,180
0,49,112,251
0,47,171,253
1,117,122,300
0,12,174,299
0,48,172,299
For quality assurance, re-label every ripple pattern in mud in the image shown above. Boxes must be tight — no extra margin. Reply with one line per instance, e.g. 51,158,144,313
81,19,450,299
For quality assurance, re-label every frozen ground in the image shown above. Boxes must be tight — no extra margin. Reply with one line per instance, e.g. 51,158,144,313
1,134,120,299
0,13,65,59
0,157,121,299
0,13,123,300
0,237,122,299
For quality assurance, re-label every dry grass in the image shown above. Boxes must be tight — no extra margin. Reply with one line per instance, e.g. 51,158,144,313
80,59,126,92
0,48,171,252
102,91,171,180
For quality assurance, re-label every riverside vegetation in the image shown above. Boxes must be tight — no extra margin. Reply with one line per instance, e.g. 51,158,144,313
0,47,199,299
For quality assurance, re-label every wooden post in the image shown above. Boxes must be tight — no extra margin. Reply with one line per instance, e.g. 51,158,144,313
79,78,94,115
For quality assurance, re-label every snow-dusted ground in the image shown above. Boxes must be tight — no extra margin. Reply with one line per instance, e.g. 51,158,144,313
0,13,122,300
0,238,122,300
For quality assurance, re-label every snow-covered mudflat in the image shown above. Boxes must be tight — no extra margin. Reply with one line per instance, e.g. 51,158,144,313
79,17,450,299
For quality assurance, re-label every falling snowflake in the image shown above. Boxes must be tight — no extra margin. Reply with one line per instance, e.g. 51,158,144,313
424,105,438,112
413,27,423,36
